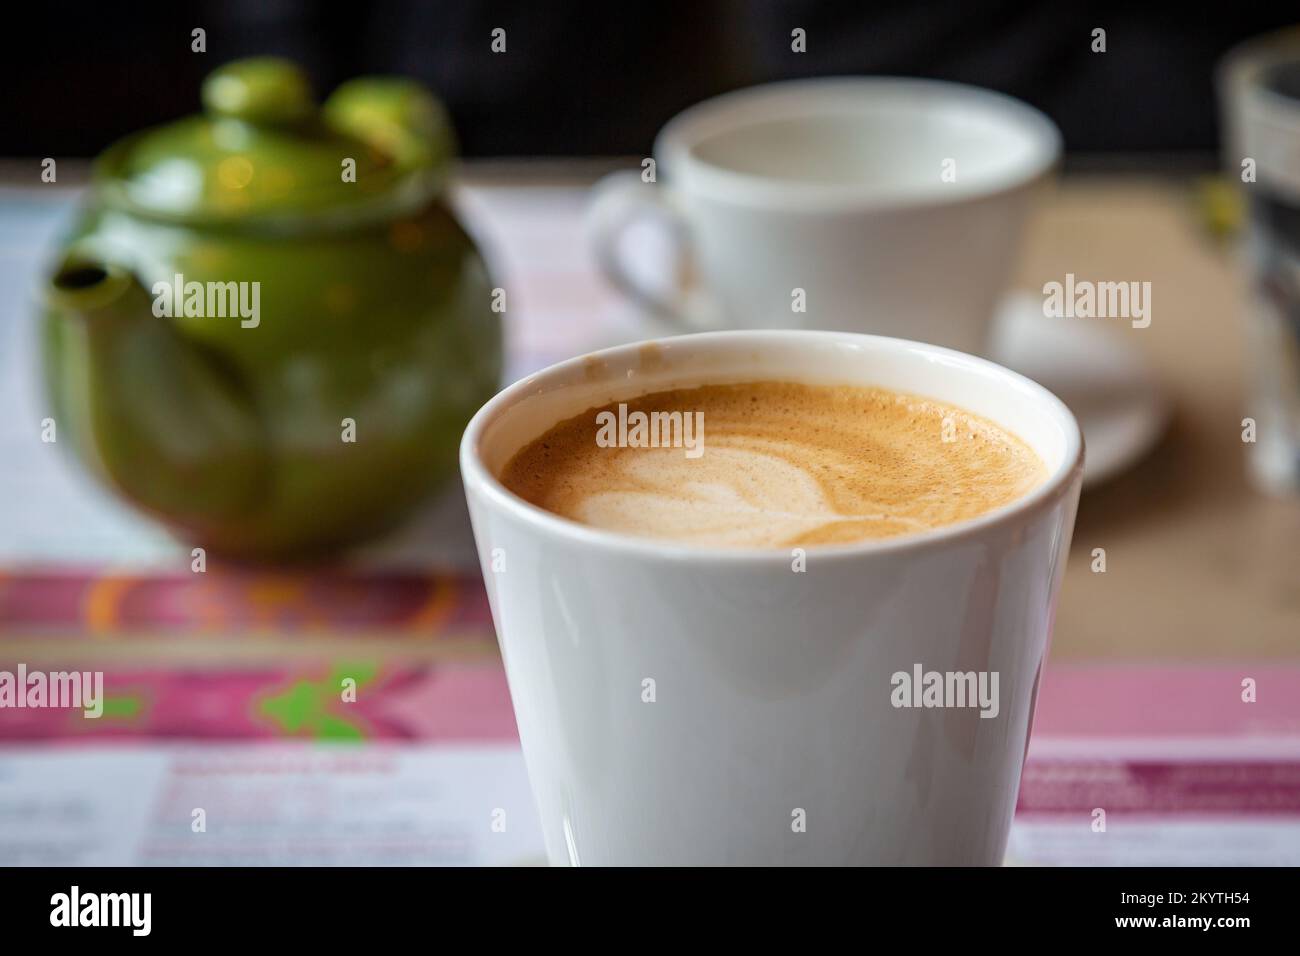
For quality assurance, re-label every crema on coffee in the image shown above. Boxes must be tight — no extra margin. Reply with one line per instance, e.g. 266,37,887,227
499,381,1047,548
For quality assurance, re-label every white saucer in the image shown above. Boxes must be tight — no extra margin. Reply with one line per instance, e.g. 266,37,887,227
989,292,1167,488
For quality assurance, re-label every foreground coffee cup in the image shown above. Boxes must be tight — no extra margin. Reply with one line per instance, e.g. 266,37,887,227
461,330,1084,865
588,78,1061,354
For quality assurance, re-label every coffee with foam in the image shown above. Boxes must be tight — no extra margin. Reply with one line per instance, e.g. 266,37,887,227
499,381,1047,549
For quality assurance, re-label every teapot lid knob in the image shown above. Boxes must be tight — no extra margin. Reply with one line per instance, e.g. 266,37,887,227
202,57,314,125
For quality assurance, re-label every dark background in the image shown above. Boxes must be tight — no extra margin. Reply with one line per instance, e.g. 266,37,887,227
1,1,1294,160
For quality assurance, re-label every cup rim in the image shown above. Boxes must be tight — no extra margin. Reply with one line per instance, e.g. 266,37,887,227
1219,28,1300,127
460,330,1085,565
653,76,1063,212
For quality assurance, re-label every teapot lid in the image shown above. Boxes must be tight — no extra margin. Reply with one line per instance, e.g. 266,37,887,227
94,58,455,225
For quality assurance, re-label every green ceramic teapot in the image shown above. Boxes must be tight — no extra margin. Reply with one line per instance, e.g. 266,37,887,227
41,58,502,559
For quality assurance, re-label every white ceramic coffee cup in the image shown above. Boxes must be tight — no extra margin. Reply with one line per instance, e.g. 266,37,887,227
588,78,1062,354
461,330,1083,866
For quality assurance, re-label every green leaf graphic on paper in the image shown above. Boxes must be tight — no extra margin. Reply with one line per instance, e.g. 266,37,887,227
257,662,378,739
100,694,143,720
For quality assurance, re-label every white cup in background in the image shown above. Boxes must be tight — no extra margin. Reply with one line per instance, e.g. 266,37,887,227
461,330,1084,865
588,78,1061,355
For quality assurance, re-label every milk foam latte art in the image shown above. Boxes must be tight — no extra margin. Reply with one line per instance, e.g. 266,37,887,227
500,381,1047,548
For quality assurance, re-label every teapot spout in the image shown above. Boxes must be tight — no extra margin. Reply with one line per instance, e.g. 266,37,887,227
47,259,141,323
45,257,267,530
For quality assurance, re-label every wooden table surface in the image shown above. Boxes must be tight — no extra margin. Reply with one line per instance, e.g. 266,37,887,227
1011,176,1299,660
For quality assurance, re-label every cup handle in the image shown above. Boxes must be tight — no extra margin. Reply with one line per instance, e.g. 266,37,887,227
587,171,721,329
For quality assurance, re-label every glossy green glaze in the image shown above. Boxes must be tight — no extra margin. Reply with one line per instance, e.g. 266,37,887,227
41,59,502,559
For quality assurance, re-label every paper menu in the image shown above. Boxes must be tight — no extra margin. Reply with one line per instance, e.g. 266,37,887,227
0,743,546,867
5,736,1299,866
